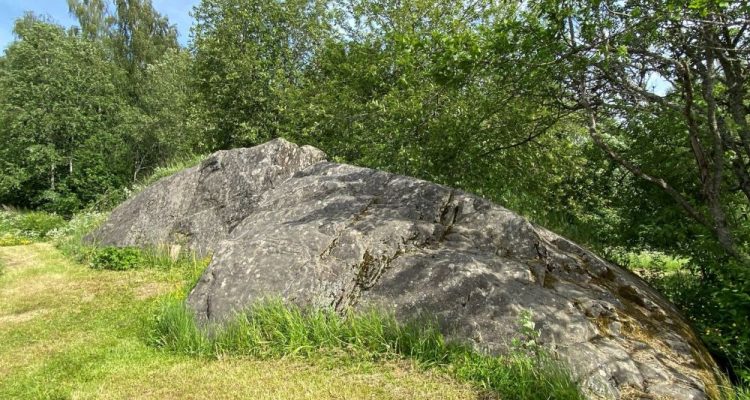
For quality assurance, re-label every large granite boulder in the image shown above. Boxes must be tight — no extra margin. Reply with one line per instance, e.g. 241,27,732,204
90,138,720,399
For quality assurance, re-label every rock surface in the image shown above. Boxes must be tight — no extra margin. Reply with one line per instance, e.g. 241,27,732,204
90,139,720,399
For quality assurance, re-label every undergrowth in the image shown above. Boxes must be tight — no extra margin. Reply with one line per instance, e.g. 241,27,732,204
645,267,750,387
0,209,66,246
85,245,210,272
150,298,584,400
138,154,206,188
602,246,750,388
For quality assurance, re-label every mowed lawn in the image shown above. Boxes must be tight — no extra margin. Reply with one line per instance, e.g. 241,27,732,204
0,243,480,400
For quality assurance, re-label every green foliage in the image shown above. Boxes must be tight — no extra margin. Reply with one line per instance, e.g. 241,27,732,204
68,0,180,99
134,50,207,169
0,209,67,245
0,15,131,214
11,211,67,237
511,310,543,358
152,300,583,400
137,153,207,189
89,246,144,270
610,249,690,273
192,0,331,149
0,8,199,214
283,0,578,205
726,385,750,400
645,266,750,386
84,243,210,274
108,0,179,98
51,211,108,255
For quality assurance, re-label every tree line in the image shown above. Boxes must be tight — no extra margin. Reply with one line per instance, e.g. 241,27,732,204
0,0,748,384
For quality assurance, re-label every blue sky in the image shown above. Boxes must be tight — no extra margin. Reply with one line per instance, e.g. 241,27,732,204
0,0,200,51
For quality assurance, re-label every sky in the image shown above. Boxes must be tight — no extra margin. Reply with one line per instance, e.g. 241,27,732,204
0,0,200,51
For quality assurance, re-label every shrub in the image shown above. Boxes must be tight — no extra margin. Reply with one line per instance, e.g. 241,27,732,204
609,248,690,273
89,247,145,270
51,211,108,260
13,211,66,237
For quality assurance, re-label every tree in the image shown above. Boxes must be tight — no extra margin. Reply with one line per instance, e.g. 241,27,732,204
191,0,331,149
534,0,750,263
110,0,179,99
66,0,187,181
285,0,582,213
67,0,179,100
130,49,206,181
67,0,110,40
0,14,130,213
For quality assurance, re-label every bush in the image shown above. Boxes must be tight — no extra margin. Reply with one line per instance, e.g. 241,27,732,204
84,245,208,274
151,300,583,400
51,211,108,259
89,246,145,270
13,211,66,237
609,248,689,273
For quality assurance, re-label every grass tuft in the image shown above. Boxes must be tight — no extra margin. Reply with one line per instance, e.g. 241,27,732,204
151,299,584,400
137,153,206,188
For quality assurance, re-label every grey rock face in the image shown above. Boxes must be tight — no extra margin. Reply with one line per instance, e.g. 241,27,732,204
89,139,326,255
89,138,720,399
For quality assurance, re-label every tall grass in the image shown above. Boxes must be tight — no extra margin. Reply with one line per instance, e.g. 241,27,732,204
151,299,583,400
51,211,108,260
136,153,206,189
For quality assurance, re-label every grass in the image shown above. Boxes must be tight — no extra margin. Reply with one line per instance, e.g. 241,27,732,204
3,204,744,399
137,153,206,188
0,243,481,399
42,207,583,399
152,301,583,400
